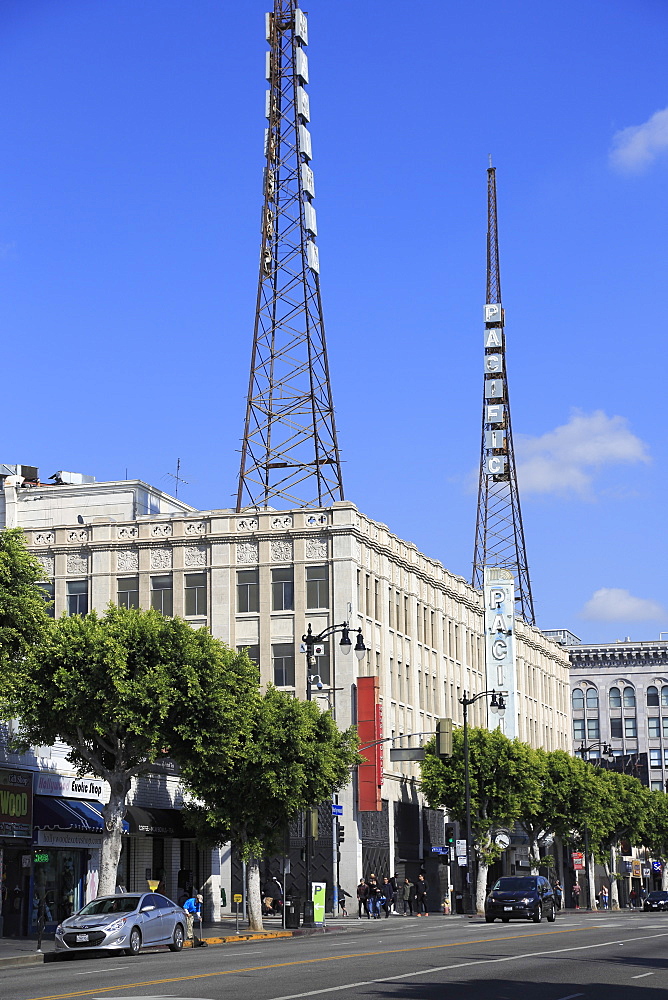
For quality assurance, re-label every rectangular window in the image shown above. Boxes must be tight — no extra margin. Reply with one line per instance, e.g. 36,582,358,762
38,581,55,618
650,749,662,769
272,642,295,687
624,717,637,739
395,591,401,632
610,717,623,739
67,579,88,616
271,567,294,611
431,612,436,649
365,575,371,618
374,579,380,621
417,604,423,642
237,644,260,666
573,718,585,740
237,569,259,613
185,572,207,616
404,597,409,635
587,718,599,739
663,718,668,739
651,781,664,791
117,576,139,609
664,749,668,768
150,575,173,616
648,717,661,739
306,565,328,609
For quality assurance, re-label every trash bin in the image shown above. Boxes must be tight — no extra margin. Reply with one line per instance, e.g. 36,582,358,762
303,899,315,926
454,892,464,914
284,899,300,929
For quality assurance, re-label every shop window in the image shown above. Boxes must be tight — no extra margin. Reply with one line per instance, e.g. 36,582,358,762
150,575,173,616
647,686,660,707
609,687,621,709
572,689,584,711
610,717,623,739
306,565,328,609
586,688,599,710
623,687,636,709
272,642,295,687
67,580,88,616
271,567,294,611
648,717,661,739
184,572,207,616
624,717,637,739
237,569,259,613
117,576,139,609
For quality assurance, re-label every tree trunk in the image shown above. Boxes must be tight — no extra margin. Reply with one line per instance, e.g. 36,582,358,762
99,773,131,896
246,855,263,931
587,852,596,909
475,859,489,915
609,846,620,910
555,835,565,890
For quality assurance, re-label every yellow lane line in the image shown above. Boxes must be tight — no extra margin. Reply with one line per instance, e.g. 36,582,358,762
23,927,580,1000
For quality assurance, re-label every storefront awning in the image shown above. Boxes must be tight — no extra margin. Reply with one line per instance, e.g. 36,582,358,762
34,797,129,834
125,806,192,838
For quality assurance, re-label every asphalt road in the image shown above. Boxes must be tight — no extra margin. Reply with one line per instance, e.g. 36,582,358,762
3,911,668,1000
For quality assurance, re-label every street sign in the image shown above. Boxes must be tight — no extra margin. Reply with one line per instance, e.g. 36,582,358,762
389,748,425,761
431,845,448,855
642,868,651,878
456,839,467,856
652,860,662,872
233,893,242,903
457,856,467,866
331,804,343,816
571,852,584,871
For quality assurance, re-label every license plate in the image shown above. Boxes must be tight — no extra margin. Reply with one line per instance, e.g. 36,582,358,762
76,933,89,942
503,906,512,911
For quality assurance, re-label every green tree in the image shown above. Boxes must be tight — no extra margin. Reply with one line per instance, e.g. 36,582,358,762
0,528,50,688
1,605,258,896
518,749,590,871
641,790,668,892
182,685,360,930
421,727,541,912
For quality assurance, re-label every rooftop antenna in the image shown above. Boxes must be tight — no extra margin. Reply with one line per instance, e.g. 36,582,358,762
166,458,188,498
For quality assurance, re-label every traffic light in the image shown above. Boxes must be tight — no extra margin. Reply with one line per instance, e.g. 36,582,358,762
445,824,455,846
338,824,345,844
436,718,453,757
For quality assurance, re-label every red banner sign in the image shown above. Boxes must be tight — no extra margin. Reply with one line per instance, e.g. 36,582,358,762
571,851,584,871
357,676,383,811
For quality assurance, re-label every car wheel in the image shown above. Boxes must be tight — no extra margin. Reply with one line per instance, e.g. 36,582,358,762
532,905,542,923
547,904,556,923
485,915,495,923
169,924,184,952
125,928,142,956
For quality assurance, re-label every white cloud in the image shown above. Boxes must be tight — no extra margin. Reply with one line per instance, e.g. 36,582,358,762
516,409,649,498
581,588,666,623
610,106,668,173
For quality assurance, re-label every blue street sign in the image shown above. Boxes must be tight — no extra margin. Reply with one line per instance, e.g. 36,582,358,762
652,860,662,871
331,804,343,816
431,845,448,854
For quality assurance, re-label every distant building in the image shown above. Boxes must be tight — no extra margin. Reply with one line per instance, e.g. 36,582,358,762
2,468,571,930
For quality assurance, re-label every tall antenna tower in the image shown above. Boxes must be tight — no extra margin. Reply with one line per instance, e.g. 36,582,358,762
472,162,535,624
236,2,344,512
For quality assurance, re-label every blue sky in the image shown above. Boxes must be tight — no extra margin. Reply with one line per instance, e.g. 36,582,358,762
1,0,666,643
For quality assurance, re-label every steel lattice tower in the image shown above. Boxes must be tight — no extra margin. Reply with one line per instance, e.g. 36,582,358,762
236,2,344,511
472,164,535,624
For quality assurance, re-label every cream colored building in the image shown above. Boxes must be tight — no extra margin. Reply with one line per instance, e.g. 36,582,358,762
2,472,571,913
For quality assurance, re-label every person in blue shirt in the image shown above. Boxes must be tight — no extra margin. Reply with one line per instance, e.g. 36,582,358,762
182,893,203,939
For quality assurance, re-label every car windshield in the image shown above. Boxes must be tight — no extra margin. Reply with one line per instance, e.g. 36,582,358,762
492,878,537,891
78,896,141,916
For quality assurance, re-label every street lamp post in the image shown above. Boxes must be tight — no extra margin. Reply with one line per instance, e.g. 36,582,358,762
459,689,506,914
575,740,614,910
301,621,366,923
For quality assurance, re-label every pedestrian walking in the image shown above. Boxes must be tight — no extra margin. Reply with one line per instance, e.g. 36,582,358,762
599,885,609,910
182,893,203,940
553,879,563,910
401,877,414,916
381,877,394,918
356,878,369,919
367,874,382,919
571,881,581,910
416,874,429,916
337,885,351,917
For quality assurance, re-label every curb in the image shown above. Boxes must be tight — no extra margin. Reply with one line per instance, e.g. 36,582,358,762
0,953,47,969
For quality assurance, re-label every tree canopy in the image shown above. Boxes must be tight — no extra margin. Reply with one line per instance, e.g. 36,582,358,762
0,527,50,688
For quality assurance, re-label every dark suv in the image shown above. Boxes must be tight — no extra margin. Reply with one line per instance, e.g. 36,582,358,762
485,876,556,923
643,890,668,912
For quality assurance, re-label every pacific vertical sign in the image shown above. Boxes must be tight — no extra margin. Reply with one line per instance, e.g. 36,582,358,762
483,303,509,480
484,567,517,738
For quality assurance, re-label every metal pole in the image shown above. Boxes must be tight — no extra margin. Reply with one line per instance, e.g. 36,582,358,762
463,694,473,914
242,859,247,923
305,637,313,918
583,823,592,910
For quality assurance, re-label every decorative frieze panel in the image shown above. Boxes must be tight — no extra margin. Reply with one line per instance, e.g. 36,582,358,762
237,517,258,531
150,548,172,570
185,522,206,536
151,523,173,538
117,549,139,572
184,545,207,567
306,537,327,560
237,541,259,564
37,554,54,577
305,513,328,526
271,515,293,529
67,529,88,543
34,531,54,546
67,551,88,575
117,525,138,539
271,539,293,562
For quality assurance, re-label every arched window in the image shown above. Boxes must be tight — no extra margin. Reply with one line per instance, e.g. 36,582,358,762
572,689,585,711
586,688,599,710
609,687,621,708
623,687,636,709
662,686,668,708
647,686,659,707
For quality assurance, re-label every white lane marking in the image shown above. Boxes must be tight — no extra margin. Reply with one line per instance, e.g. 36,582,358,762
555,994,585,999
265,929,668,1000
76,967,130,975
631,972,654,979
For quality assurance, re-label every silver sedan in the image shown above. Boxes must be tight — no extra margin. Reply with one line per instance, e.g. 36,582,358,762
55,892,187,955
